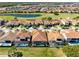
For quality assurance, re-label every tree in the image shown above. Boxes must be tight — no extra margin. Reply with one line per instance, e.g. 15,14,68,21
14,17,17,19
8,46,23,57
8,46,17,57
54,11,59,16
47,17,52,21
75,16,79,19
15,52,23,57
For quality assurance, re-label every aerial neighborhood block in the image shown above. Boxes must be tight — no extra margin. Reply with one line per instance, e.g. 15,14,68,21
0,2,79,57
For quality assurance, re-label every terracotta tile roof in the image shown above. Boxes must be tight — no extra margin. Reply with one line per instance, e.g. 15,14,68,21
60,19,69,24
0,31,16,41
61,29,79,38
8,20,20,25
70,20,78,25
0,30,5,37
22,21,31,25
32,30,47,42
18,21,25,24
8,20,31,25
47,31,63,41
51,20,60,25
16,30,31,39
43,20,51,25
34,20,43,25
32,29,39,35
30,20,35,25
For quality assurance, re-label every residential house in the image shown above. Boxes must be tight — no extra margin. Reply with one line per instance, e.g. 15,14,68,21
7,19,20,27
21,20,31,26
43,20,51,26
0,30,5,46
0,31,16,46
70,19,78,26
47,31,64,47
32,30,48,47
34,20,43,25
30,20,35,26
31,20,44,29
15,30,32,47
60,18,71,26
61,29,79,45
43,20,52,29
51,20,60,26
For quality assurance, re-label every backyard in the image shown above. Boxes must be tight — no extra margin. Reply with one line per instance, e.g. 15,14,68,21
62,45,79,57
0,47,65,57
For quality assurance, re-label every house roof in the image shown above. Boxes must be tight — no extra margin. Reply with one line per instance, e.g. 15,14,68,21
32,30,47,42
0,31,16,42
51,20,60,25
0,30,5,37
43,20,51,25
30,20,35,25
34,20,43,25
16,30,31,39
60,19,69,24
61,29,79,38
22,20,31,25
70,19,78,25
8,20,20,25
47,31,63,41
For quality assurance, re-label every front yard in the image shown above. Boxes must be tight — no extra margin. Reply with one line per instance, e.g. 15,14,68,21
0,47,65,57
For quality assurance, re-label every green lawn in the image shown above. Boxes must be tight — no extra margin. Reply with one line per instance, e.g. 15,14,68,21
0,47,65,57
0,16,15,20
0,13,79,20
62,45,79,57
39,13,79,20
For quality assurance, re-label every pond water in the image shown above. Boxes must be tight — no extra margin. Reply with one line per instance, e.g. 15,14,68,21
0,13,42,18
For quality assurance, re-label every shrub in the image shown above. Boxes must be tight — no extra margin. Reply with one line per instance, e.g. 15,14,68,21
47,17,52,21
15,52,23,57
54,11,59,15
75,16,79,19
8,46,23,57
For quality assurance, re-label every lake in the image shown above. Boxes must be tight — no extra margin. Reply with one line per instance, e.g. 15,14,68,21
0,13,42,18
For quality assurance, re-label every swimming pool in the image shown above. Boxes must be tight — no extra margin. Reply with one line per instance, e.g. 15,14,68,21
68,42,79,45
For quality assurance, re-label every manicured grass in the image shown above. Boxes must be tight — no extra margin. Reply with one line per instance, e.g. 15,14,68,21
0,13,79,20
0,16,15,20
0,47,65,57
62,45,79,57
39,13,79,19
0,47,11,55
